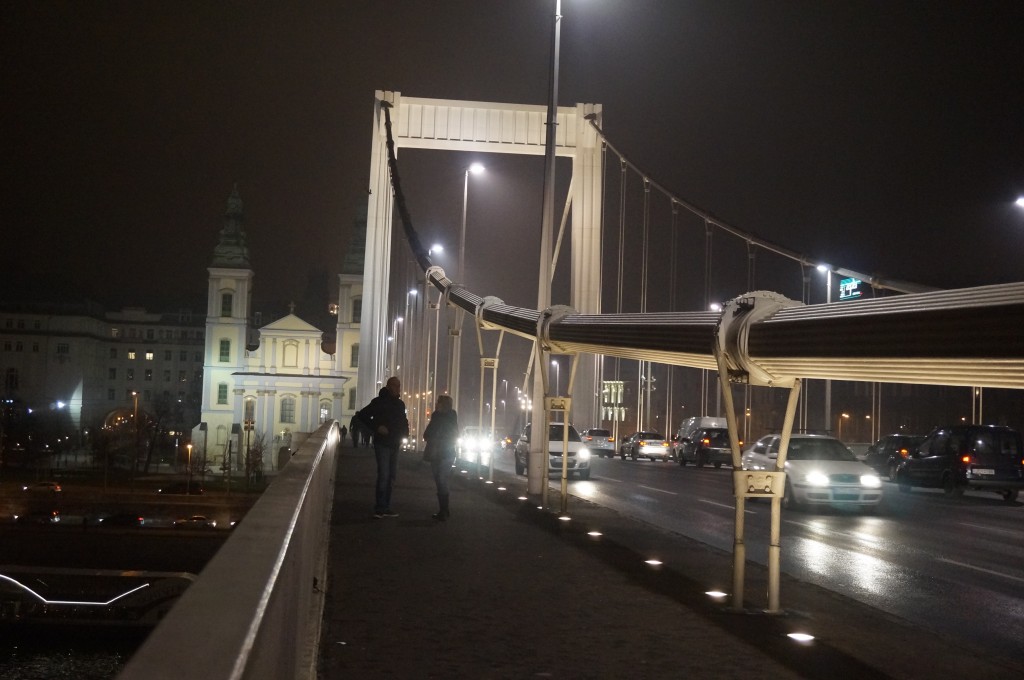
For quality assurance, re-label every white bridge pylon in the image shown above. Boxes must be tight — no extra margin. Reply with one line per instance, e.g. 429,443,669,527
358,90,604,425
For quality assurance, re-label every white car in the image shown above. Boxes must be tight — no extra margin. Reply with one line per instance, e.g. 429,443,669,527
457,427,494,465
742,434,883,511
513,423,591,479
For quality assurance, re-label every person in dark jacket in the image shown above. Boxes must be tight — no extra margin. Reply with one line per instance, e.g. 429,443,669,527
355,376,409,518
422,394,458,521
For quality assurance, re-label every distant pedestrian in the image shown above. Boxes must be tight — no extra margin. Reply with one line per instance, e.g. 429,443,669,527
339,424,348,445
355,376,409,518
422,394,458,521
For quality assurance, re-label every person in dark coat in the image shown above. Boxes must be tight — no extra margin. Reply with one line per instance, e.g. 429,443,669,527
355,376,409,518
422,394,458,521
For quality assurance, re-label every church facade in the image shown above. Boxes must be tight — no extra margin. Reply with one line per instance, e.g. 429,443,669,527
192,187,360,473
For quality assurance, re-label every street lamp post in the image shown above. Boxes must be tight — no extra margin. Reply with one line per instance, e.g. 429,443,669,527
817,265,833,433
450,164,485,413
838,413,850,441
186,443,193,495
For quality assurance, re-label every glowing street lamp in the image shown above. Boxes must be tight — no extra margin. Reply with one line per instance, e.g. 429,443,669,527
451,163,485,412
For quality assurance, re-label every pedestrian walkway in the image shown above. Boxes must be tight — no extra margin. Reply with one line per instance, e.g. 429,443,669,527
318,445,1020,679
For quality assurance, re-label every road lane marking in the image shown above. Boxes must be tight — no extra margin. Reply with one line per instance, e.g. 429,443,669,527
957,522,1023,537
638,485,677,496
938,558,1024,584
600,476,624,483
698,499,757,514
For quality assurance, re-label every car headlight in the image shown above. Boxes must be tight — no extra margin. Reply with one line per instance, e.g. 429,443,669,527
577,448,591,460
860,474,882,488
804,471,830,487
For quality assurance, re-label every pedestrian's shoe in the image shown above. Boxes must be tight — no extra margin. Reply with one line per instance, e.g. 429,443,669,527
432,510,448,521
373,511,384,519
381,509,399,517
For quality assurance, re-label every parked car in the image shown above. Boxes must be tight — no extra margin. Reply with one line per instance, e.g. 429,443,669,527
673,416,727,458
513,423,591,479
158,482,205,495
581,428,616,457
895,424,1023,503
620,431,672,461
173,515,217,529
16,510,61,525
457,427,494,465
677,427,735,468
100,512,146,527
742,433,883,511
863,433,927,481
22,481,62,494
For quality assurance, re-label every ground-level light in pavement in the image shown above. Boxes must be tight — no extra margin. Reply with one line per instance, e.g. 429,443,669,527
587,531,602,537
558,515,571,521
484,480,493,484
518,496,528,501
705,590,728,599
497,486,506,491
644,559,663,566
788,633,815,643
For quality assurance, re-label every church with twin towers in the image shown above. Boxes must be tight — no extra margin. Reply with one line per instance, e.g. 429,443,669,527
193,186,361,471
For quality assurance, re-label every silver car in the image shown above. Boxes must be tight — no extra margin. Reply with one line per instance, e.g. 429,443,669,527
582,428,616,457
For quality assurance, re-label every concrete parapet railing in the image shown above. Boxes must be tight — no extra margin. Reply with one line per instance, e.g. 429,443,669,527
118,420,339,680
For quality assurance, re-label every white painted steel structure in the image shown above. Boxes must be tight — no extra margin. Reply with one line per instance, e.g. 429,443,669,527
359,92,604,427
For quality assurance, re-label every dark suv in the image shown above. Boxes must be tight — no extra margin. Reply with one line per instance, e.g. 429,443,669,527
896,425,1023,503
677,428,733,468
863,433,926,482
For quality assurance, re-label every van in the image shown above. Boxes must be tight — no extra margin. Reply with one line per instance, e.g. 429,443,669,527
673,416,727,459
896,424,1023,503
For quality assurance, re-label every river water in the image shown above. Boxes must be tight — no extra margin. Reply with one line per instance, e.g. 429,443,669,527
0,624,148,679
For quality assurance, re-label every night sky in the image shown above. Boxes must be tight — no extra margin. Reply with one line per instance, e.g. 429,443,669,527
3,1,1022,317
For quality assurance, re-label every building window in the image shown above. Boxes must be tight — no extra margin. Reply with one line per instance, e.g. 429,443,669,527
350,343,359,368
219,339,230,362
319,400,331,423
352,298,362,324
146,329,154,340
244,399,255,422
348,389,357,410
128,350,136,360
32,343,39,352
145,351,154,361
111,328,120,339
15,342,23,352
194,369,202,383
179,370,187,382
34,320,41,330
127,369,135,381
144,369,153,381
217,383,228,405
16,320,25,329
3,341,10,351
164,370,171,382
221,292,233,318
110,348,117,359
194,352,202,362
56,343,69,355
281,397,296,423
108,389,115,400
143,390,151,401
4,368,17,390
180,350,188,361
164,350,172,361
108,368,116,380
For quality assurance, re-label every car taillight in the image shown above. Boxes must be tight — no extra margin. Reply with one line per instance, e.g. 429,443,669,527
606,437,614,442
961,454,972,464
898,448,910,458
701,438,711,446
